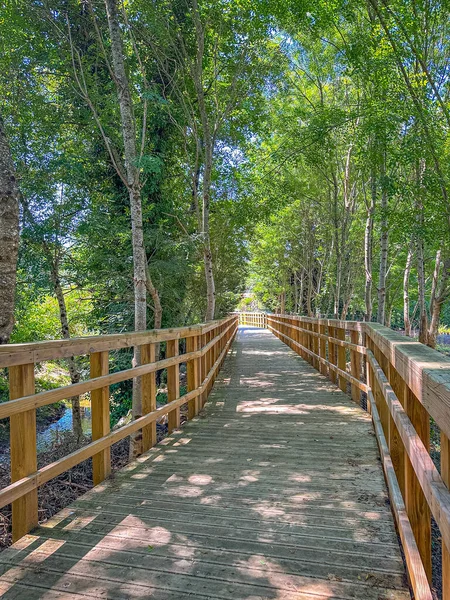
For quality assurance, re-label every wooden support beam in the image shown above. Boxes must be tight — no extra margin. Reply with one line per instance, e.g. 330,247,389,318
350,330,361,403
335,327,347,392
442,432,450,599
90,351,111,485
166,339,180,433
404,388,432,583
328,326,337,384
9,363,37,542
141,343,157,452
187,335,200,419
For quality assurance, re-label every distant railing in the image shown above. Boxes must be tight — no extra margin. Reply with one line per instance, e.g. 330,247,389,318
0,315,238,542
268,314,450,600
235,312,267,327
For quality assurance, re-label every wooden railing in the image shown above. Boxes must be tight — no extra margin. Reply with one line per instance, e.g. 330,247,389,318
236,312,267,328
0,314,238,543
268,314,450,600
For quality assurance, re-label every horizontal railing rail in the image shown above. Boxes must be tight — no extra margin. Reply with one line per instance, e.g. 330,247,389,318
235,312,267,328
268,313,450,600
0,314,238,543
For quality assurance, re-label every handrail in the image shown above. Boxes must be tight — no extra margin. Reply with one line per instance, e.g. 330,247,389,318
0,314,238,542
267,313,450,600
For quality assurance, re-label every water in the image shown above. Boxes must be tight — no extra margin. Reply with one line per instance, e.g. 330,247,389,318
36,405,92,452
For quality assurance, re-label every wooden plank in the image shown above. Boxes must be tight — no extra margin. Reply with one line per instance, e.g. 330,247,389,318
350,330,361,403
318,323,327,376
442,432,450,600
0,316,235,368
328,326,337,384
9,363,38,542
141,343,157,452
90,351,111,485
0,320,236,420
2,327,409,600
167,339,180,433
368,391,433,600
267,325,368,393
367,350,433,582
187,335,200,419
335,327,347,392
0,331,237,511
365,323,450,441
404,388,431,582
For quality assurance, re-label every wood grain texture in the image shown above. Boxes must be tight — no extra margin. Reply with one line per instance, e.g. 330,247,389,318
90,351,111,486
0,327,409,600
9,363,37,542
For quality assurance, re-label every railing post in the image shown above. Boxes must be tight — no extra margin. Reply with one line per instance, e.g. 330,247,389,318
312,321,319,370
404,387,432,582
167,338,180,433
142,343,157,452
186,333,201,419
350,330,361,403
441,432,450,599
9,362,38,542
335,326,347,392
90,351,111,485
328,326,337,384
318,322,327,376
387,362,406,495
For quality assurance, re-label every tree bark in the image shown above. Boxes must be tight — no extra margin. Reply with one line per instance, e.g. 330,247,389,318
105,0,152,457
403,244,413,337
417,235,428,344
364,176,375,322
0,114,20,344
427,257,450,349
49,258,83,441
377,161,388,325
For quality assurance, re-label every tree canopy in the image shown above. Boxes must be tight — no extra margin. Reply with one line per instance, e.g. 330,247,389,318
1,0,450,424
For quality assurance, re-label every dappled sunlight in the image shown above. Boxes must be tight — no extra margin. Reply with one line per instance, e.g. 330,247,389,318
0,326,409,599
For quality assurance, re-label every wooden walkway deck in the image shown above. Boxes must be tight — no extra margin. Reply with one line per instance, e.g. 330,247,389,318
0,326,410,599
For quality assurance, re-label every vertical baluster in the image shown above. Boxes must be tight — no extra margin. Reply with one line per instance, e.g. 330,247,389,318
387,362,406,495
90,351,111,485
328,326,337,384
441,432,450,598
350,330,361,403
167,338,180,433
335,327,346,392
142,343,157,452
318,322,327,376
187,333,201,419
405,388,432,582
9,362,38,542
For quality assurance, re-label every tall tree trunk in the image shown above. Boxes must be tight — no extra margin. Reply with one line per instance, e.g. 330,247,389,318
0,114,19,344
416,160,428,344
364,178,375,322
377,161,388,325
403,244,413,336
427,257,450,348
105,0,152,457
49,258,83,441
417,236,428,344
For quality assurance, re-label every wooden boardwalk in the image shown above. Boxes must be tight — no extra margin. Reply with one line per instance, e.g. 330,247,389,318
0,326,410,599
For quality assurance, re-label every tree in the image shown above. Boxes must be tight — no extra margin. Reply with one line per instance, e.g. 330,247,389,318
0,115,20,344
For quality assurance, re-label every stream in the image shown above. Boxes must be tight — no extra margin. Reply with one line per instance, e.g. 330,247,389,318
36,405,92,453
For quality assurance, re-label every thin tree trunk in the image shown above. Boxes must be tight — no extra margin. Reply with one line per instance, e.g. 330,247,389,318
417,236,428,344
146,264,162,359
105,0,149,458
377,160,388,325
416,160,428,344
0,114,20,344
50,259,83,441
403,244,413,336
427,257,450,348
364,178,375,322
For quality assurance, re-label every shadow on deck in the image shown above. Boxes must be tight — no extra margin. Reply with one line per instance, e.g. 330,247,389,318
0,327,409,599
